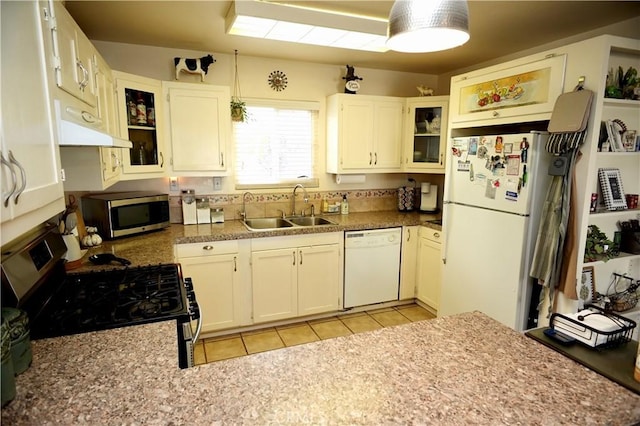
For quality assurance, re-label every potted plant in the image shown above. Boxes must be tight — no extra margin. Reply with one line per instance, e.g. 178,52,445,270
230,50,247,122
584,224,616,262
230,97,247,123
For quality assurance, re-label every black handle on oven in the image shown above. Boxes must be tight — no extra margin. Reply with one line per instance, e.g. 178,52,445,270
191,301,202,344
185,277,202,344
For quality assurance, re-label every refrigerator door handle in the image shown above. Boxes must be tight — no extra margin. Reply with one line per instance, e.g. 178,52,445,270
441,202,451,265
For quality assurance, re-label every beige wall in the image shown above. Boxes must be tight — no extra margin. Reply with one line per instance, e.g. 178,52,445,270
93,40,445,198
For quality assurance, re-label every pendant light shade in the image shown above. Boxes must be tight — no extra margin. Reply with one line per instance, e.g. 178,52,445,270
387,0,470,53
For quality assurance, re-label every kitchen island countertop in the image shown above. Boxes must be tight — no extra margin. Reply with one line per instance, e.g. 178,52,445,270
72,211,439,272
2,311,639,425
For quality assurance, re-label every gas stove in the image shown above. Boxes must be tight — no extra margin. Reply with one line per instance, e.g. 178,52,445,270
1,224,200,368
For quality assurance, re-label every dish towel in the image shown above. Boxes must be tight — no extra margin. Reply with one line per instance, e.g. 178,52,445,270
530,87,594,317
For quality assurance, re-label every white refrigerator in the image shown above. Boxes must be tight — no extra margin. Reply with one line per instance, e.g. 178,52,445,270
440,131,551,331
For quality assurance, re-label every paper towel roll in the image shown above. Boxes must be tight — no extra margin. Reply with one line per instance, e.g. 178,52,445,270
62,234,82,261
335,174,366,184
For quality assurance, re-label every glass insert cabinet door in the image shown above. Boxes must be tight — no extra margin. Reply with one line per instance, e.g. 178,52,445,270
412,105,443,165
126,88,159,167
114,70,165,174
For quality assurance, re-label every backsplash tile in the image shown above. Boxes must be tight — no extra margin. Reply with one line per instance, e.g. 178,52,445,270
169,189,399,223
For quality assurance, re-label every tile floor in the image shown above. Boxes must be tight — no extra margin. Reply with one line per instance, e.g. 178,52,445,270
194,304,436,365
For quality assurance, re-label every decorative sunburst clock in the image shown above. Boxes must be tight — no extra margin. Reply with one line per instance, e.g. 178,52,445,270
268,70,288,91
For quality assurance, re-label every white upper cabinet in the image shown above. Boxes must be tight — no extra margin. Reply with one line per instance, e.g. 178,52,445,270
449,54,566,127
59,44,123,191
163,82,230,175
50,0,98,109
1,0,65,245
402,96,449,172
114,71,166,177
327,94,403,173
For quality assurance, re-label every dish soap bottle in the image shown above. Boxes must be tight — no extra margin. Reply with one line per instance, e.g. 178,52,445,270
321,196,329,213
341,194,349,215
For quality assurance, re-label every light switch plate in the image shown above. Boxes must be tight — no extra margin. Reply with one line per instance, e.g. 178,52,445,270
213,177,222,191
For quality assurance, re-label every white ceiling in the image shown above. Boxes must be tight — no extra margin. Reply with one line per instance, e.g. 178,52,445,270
65,1,640,75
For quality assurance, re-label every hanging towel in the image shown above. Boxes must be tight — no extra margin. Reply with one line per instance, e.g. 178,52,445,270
530,87,594,316
558,153,582,300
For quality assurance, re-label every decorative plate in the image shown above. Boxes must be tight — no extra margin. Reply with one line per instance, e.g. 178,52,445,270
268,70,287,91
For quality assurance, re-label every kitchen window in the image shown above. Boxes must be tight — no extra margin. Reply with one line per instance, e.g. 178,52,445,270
234,99,319,188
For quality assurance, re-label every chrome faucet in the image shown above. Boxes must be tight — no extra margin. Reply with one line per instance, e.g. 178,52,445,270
241,191,253,220
291,184,309,216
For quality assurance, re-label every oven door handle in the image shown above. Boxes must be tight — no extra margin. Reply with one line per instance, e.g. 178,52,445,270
191,299,203,344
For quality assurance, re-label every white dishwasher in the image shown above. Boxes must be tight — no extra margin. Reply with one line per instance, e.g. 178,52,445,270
344,227,402,308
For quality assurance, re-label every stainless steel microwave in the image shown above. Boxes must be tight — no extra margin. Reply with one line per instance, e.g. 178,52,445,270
81,192,170,239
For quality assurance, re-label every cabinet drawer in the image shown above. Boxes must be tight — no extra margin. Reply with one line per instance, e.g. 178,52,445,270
419,226,442,243
176,240,238,258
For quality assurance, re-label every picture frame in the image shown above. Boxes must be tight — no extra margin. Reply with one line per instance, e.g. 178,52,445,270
450,54,566,124
598,168,627,211
580,266,596,303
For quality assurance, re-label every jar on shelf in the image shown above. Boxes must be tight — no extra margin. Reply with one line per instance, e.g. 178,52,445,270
147,96,155,127
126,91,137,125
137,143,146,165
430,114,441,133
136,92,147,125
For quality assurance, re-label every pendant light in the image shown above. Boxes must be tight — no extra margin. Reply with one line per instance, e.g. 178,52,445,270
387,0,470,53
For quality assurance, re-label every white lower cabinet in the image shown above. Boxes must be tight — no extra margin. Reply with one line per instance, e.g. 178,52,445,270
416,226,442,311
399,226,419,300
175,240,243,333
251,233,343,324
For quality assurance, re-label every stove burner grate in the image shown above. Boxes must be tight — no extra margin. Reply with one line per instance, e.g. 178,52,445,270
30,264,187,338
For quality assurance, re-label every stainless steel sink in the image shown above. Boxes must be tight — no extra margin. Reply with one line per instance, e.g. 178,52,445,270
243,218,294,231
287,216,336,226
242,216,337,231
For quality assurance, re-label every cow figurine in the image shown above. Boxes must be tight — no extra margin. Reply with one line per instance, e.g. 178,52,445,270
342,65,362,94
417,85,434,96
174,54,216,81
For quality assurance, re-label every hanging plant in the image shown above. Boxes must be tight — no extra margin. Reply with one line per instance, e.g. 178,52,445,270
231,49,247,122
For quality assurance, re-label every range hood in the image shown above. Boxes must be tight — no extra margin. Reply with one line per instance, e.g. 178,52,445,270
55,99,133,149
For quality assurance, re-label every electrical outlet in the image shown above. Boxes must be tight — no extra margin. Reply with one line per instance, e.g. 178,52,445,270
213,177,222,191
169,177,179,192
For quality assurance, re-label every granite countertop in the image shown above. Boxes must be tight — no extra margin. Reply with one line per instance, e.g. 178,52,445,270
3,311,639,425
71,211,440,272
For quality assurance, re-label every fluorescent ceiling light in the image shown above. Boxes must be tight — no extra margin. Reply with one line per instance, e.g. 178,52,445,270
226,1,390,52
387,0,470,53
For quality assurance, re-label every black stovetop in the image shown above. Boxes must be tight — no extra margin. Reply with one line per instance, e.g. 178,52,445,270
29,263,188,340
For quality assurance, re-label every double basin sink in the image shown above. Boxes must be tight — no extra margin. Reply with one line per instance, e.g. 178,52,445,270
243,216,337,231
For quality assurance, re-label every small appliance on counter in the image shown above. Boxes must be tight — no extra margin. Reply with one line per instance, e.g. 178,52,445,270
81,192,170,239
420,182,438,213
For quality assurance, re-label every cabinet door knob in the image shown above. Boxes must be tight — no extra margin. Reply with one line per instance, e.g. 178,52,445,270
203,245,214,250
